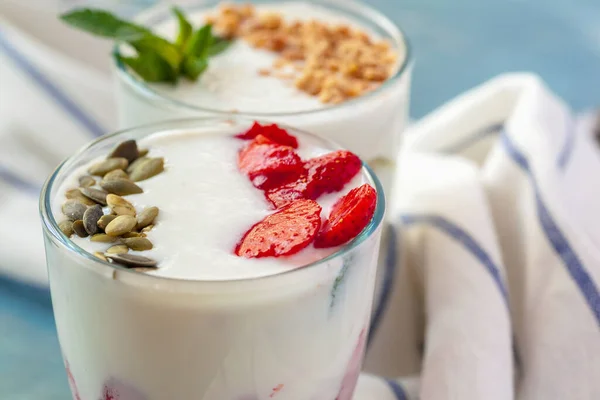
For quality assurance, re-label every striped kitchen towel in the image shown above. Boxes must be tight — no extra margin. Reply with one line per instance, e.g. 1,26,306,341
360,74,600,399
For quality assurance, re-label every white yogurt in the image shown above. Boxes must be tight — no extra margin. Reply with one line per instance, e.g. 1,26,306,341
116,0,412,192
54,127,364,280
44,121,384,400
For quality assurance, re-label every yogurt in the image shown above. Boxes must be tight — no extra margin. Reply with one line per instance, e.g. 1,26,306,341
41,119,385,400
116,0,411,194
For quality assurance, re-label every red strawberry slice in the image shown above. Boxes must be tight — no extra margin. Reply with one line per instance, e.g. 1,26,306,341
265,150,362,208
238,140,304,190
265,174,309,208
236,199,322,258
236,122,299,148
304,150,362,199
315,184,377,248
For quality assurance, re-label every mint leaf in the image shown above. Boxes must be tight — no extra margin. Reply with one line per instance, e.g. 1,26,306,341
130,35,183,71
172,7,193,49
186,24,213,58
116,51,177,83
208,36,232,56
60,9,148,41
182,56,208,81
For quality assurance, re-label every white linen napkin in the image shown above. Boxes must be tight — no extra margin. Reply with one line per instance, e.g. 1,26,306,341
1,8,599,399
359,74,600,399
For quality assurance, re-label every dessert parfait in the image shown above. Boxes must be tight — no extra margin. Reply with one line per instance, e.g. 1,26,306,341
62,0,411,193
40,118,385,400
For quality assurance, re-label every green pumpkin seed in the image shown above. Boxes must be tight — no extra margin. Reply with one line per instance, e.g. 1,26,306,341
124,237,153,251
138,148,149,157
79,187,108,205
129,157,164,182
106,194,136,216
105,253,157,269
136,207,159,230
100,178,143,196
97,214,117,230
62,200,87,221
127,156,148,174
122,232,142,238
59,220,74,237
72,220,88,238
90,233,118,243
103,169,129,181
65,189,96,206
93,252,108,262
106,244,129,254
109,140,139,163
105,215,137,236
83,205,103,235
78,175,96,188
88,157,129,176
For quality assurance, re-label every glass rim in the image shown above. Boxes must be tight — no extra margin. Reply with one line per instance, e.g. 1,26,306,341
113,0,413,118
39,116,386,285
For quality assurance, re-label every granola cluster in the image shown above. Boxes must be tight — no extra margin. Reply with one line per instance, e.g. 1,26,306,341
206,3,398,104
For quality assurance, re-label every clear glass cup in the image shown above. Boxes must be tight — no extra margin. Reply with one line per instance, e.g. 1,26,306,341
114,0,412,194
40,117,386,400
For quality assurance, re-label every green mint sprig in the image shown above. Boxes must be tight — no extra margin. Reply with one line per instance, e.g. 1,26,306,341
60,7,232,84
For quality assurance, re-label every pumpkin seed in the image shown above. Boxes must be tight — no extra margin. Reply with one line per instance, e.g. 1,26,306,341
90,233,117,243
106,194,136,216
105,253,157,269
138,148,149,157
65,189,96,206
136,207,159,230
72,220,88,237
93,252,108,262
124,237,153,251
83,205,103,235
127,156,148,174
62,200,87,221
141,225,154,234
97,214,117,230
122,232,142,238
105,215,137,236
59,220,74,237
88,157,129,176
100,178,143,196
103,169,129,181
79,187,108,205
129,157,164,182
109,140,138,163
78,175,96,188
106,244,129,254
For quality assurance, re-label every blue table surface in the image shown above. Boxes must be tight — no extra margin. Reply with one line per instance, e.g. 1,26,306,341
2,0,600,398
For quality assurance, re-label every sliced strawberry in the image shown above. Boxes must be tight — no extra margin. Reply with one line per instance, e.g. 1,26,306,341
265,174,309,208
236,199,322,258
265,150,362,208
315,184,377,248
238,141,304,190
236,122,299,148
304,150,362,199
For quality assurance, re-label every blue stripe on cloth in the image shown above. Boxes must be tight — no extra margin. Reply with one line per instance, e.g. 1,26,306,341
501,132,600,326
386,379,408,400
368,224,398,348
0,164,39,195
557,115,576,169
0,29,106,138
441,122,504,154
401,214,510,306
